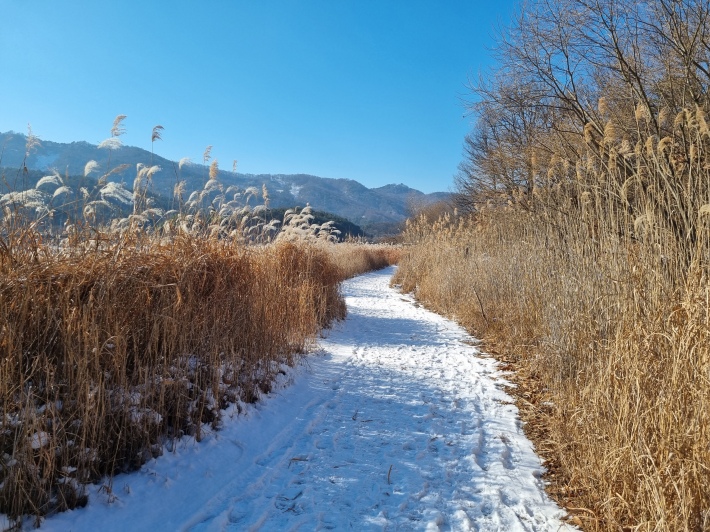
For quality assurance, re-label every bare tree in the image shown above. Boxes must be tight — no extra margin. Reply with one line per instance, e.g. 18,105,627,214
457,0,710,213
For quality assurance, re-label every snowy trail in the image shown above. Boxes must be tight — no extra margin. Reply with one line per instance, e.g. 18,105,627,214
37,266,572,531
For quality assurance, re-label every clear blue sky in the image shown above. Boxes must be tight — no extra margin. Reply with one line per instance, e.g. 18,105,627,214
0,1,517,193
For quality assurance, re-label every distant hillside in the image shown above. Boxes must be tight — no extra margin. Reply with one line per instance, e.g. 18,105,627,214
266,208,367,240
0,131,450,235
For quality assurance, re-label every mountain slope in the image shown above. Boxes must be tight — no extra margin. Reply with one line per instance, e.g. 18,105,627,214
0,131,450,234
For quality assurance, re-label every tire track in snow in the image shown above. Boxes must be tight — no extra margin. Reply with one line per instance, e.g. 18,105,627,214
38,266,574,532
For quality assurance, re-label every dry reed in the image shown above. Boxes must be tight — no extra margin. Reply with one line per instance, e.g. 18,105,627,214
0,118,400,527
0,229,349,525
395,108,710,530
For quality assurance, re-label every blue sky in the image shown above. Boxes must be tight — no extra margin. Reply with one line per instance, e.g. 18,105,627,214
0,1,517,193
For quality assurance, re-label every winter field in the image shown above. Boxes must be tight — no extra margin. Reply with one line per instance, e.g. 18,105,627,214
12,267,572,531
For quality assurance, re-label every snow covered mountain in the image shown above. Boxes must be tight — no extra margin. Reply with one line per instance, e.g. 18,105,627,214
0,132,450,235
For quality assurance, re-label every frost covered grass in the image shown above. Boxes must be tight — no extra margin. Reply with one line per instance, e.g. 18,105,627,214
0,119,399,527
395,108,710,530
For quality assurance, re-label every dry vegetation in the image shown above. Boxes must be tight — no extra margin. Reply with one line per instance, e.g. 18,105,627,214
326,241,402,280
396,192,710,529
0,121,399,527
396,0,710,529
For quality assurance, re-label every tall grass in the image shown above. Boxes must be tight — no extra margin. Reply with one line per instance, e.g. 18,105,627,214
325,241,402,279
0,229,344,524
0,121,400,527
395,108,710,530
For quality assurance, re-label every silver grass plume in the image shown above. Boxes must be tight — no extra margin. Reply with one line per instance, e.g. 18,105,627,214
35,171,63,190
53,186,72,199
98,137,122,150
203,145,213,165
111,115,127,137
100,182,133,205
25,124,41,158
84,160,99,176
151,125,164,143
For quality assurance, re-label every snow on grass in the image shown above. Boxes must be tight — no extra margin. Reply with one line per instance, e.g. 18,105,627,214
29,432,50,451
26,266,573,531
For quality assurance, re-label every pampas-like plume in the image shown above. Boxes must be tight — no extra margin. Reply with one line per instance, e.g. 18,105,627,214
645,135,657,157
97,163,130,186
141,208,164,218
598,97,609,116
244,186,259,205
35,172,63,190
25,124,41,157
98,137,122,150
147,165,161,179
635,104,650,122
696,106,709,136
619,139,632,156
0,189,47,207
151,125,164,143
52,186,72,199
658,107,670,127
111,115,127,137
179,157,191,170
203,179,222,193
262,184,270,209
232,160,238,174
174,181,186,201
203,145,213,165
584,123,595,143
657,136,673,155
85,160,99,177
674,110,686,128
100,182,133,205
209,160,219,181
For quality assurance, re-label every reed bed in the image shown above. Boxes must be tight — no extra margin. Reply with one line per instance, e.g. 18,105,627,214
0,226,355,525
324,241,401,279
395,108,710,530
0,115,404,527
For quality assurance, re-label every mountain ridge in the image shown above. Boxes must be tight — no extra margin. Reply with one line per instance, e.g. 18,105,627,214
0,131,450,235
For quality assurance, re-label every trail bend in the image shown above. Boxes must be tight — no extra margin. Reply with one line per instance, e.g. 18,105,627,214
40,266,572,532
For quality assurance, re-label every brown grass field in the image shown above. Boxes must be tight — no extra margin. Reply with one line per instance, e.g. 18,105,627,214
395,108,710,530
0,153,400,525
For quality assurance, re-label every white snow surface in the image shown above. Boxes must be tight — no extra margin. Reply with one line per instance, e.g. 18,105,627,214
24,267,573,531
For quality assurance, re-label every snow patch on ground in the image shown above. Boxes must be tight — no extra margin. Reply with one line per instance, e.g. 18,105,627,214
18,267,573,531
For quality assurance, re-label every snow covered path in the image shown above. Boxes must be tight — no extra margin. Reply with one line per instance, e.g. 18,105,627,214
37,266,572,531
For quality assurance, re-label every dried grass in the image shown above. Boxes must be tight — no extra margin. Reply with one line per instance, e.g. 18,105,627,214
0,229,350,523
395,108,710,530
0,117,401,526
324,241,401,279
